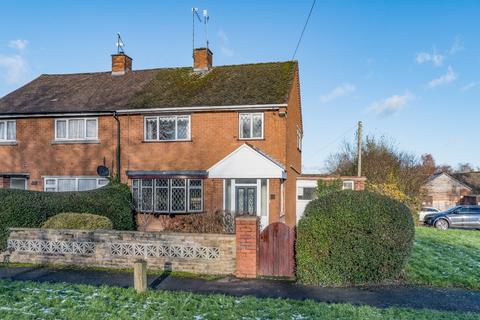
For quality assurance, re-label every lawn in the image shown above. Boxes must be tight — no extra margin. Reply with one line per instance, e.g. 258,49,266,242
405,227,480,290
0,279,476,320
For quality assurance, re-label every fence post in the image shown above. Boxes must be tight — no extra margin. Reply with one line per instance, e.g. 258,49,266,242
134,259,147,293
235,215,259,278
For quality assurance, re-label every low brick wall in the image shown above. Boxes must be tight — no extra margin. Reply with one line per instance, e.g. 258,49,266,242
7,228,236,275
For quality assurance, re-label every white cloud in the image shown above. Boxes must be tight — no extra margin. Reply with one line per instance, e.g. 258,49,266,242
0,54,28,83
8,39,28,51
415,51,444,67
449,36,464,55
319,83,356,103
217,30,234,57
461,81,479,92
367,92,414,116
428,66,457,88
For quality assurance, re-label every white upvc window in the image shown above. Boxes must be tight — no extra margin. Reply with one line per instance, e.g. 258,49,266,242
297,127,303,151
144,115,191,141
342,180,355,190
132,178,203,213
44,176,108,192
239,113,264,139
10,177,27,190
0,120,16,142
55,118,98,141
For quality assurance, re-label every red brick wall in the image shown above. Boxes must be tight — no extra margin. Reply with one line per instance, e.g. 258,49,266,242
0,117,116,191
235,215,259,278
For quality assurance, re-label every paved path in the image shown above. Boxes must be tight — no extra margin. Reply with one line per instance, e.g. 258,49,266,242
0,266,479,313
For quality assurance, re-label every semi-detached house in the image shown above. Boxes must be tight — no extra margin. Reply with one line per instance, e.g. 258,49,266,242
0,48,303,229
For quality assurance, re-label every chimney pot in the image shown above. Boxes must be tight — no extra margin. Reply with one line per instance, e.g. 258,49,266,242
111,53,132,75
193,48,213,71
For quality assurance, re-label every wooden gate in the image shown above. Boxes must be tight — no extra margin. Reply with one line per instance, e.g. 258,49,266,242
258,222,295,278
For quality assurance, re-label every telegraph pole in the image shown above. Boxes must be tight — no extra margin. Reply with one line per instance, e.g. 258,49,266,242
357,121,363,177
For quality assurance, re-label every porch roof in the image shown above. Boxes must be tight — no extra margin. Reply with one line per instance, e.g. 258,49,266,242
126,170,208,179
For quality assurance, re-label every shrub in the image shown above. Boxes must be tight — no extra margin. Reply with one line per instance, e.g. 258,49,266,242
0,183,134,250
42,213,113,230
317,179,343,198
296,190,414,286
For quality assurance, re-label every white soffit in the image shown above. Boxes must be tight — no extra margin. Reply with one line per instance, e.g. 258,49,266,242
208,144,286,179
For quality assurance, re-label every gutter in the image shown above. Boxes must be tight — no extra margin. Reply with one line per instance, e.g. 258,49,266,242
115,104,287,115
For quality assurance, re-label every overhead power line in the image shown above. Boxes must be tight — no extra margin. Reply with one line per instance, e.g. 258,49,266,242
292,0,316,60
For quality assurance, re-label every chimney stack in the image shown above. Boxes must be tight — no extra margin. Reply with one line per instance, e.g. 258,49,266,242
111,53,132,76
193,48,213,71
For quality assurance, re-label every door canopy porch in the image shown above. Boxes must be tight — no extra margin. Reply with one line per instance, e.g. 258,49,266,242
208,144,286,179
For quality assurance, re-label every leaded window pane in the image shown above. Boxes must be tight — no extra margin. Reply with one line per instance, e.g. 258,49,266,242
171,187,186,211
240,114,251,138
142,179,153,187
252,114,263,138
189,179,202,187
189,188,202,211
158,117,176,140
132,185,140,210
6,121,15,140
86,119,97,138
177,116,189,140
68,119,85,139
171,179,185,187
141,186,153,211
155,187,169,212
155,179,168,187
132,179,140,187
78,179,97,191
145,118,158,140
56,120,67,139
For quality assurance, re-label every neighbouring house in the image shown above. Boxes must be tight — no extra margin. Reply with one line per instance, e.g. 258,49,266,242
296,174,366,223
0,46,302,229
422,172,480,210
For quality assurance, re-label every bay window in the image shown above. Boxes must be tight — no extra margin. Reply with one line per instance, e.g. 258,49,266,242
132,178,203,213
0,120,16,142
239,113,263,139
144,115,190,141
55,118,98,141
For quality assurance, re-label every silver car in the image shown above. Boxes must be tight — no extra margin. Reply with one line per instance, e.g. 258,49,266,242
418,207,440,222
424,205,480,230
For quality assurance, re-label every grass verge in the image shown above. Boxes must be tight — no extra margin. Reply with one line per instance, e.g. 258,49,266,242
405,227,480,290
0,279,477,320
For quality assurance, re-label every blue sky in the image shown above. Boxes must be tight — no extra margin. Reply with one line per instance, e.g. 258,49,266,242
0,1,479,172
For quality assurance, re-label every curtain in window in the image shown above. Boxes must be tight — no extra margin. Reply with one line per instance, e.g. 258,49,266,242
240,114,251,138
78,179,97,191
56,120,67,139
188,180,202,211
10,178,26,190
86,119,97,138
0,122,4,140
158,117,176,140
176,116,189,140
6,121,15,140
58,179,76,192
252,114,263,138
68,119,85,139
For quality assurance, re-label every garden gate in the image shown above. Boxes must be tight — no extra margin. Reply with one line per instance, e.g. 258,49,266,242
258,222,295,278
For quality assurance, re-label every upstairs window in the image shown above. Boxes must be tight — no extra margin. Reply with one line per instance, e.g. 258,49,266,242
0,120,16,142
55,118,98,141
239,113,263,139
297,127,303,151
144,115,190,141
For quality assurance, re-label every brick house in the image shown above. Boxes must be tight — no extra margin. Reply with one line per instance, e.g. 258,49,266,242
0,48,302,229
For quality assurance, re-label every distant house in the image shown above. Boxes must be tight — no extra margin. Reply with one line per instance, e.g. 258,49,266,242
422,172,480,210
296,174,366,224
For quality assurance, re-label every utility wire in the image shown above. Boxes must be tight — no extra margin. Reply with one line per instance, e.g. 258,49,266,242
307,123,357,158
292,0,317,60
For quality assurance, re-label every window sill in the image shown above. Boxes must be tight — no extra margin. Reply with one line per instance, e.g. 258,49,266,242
0,141,17,146
142,140,192,143
51,140,100,145
237,138,265,141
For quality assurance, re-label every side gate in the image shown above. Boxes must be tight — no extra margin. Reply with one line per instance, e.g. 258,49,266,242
258,222,295,278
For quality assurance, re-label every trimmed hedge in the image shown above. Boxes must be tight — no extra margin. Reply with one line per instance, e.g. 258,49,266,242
0,183,134,250
42,213,113,230
296,190,414,286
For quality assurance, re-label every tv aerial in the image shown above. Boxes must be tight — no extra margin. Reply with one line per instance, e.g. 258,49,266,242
116,32,125,54
192,7,210,56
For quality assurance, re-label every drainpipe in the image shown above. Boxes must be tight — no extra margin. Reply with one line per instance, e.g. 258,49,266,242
114,112,121,183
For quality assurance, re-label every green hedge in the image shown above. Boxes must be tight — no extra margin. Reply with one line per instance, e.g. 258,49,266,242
42,213,113,230
0,183,134,250
296,190,415,286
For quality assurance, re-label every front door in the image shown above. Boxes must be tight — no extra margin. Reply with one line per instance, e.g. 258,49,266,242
235,186,257,215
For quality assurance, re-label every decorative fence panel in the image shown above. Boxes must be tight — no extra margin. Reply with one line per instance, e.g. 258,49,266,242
7,228,236,275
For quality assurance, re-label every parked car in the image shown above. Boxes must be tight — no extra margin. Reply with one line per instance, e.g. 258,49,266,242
418,207,440,222
424,205,480,230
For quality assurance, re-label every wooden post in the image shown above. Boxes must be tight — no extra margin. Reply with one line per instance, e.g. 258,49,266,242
134,260,147,293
